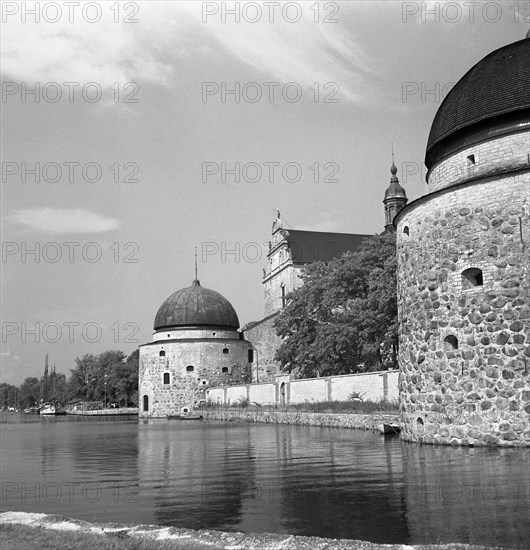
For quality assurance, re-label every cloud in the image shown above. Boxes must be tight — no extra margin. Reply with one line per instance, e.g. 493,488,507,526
8,208,120,234
179,2,375,103
1,2,375,104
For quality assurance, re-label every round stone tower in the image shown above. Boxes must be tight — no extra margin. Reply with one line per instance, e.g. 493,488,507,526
395,37,530,446
139,279,254,418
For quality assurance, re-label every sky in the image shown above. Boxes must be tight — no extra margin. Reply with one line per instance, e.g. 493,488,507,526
1,0,528,385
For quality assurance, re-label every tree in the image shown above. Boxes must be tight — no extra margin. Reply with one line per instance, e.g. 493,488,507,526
107,349,138,407
18,377,41,408
0,383,18,409
274,232,397,378
66,350,137,406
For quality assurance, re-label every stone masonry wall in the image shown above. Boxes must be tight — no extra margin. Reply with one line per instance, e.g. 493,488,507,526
243,314,282,383
263,264,303,316
139,337,253,418
396,168,530,446
428,132,529,193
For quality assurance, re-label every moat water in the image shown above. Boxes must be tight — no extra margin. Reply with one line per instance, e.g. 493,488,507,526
1,414,528,548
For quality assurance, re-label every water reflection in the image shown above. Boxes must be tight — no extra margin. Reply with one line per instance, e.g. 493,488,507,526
1,414,528,548
139,420,257,529
401,444,530,546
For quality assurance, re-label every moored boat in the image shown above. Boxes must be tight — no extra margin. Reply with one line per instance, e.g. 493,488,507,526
40,402,67,416
377,423,401,435
167,413,203,420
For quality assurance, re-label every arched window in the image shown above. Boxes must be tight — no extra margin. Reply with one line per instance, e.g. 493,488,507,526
221,367,229,373
163,372,170,385
444,335,459,351
281,284,286,308
159,350,165,357
403,226,410,237
462,267,483,288
222,347,229,354
186,365,194,373
143,395,149,412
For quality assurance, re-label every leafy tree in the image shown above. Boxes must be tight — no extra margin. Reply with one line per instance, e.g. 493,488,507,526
67,353,99,401
0,383,18,409
66,350,137,406
107,349,138,407
274,232,397,377
18,377,41,408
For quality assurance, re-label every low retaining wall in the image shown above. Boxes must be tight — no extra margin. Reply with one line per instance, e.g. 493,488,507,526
203,410,399,432
66,408,138,416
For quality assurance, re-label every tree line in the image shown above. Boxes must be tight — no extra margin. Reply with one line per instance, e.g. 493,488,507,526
0,349,138,410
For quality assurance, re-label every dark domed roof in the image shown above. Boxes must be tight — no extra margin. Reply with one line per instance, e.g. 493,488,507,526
426,37,530,168
384,162,407,199
154,280,239,331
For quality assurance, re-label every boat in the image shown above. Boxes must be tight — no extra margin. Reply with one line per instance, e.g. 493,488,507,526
167,413,203,420
40,402,67,416
377,423,401,435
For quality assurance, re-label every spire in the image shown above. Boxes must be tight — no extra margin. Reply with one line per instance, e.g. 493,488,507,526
193,247,200,286
383,146,408,232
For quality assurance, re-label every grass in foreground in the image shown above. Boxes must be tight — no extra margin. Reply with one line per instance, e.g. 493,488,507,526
206,399,398,415
283,399,398,414
0,524,216,550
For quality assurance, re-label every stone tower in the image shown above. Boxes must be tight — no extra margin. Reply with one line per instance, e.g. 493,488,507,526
395,37,530,446
139,279,254,417
383,158,408,232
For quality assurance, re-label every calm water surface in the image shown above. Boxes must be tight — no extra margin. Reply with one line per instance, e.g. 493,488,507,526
1,413,528,548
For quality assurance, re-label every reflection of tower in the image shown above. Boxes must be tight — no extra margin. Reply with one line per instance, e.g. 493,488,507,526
138,423,257,530
276,426,409,543
383,151,408,232
400,443,530,546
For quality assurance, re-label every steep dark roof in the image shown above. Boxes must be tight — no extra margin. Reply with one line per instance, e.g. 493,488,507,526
281,230,369,264
426,37,530,167
154,280,239,331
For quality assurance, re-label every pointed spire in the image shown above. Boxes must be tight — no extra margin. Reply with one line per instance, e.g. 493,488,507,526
44,352,49,374
390,143,398,179
193,247,200,286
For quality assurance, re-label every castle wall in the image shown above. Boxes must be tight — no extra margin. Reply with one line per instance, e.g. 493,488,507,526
206,370,398,406
428,132,529,193
396,159,530,446
243,314,282,383
139,337,253,417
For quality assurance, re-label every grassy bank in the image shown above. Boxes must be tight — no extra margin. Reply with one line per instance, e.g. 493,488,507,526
0,514,501,550
204,400,399,415
0,523,209,550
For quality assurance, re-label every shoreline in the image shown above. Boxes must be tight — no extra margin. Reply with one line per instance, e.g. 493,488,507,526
0,510,507,550
200,409,400,432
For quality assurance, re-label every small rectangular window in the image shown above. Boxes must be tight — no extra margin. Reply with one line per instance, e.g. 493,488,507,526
248,349,254,363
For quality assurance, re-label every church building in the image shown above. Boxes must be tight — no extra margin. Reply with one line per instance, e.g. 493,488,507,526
139,165,407,417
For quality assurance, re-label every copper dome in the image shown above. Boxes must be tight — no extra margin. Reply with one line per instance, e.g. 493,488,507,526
425,37,530,168
154,280,240,331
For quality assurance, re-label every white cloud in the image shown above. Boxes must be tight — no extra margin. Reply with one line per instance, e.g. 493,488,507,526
8,208,120,234
1,1,375,104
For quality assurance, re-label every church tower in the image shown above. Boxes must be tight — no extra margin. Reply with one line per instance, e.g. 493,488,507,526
383,157,408,231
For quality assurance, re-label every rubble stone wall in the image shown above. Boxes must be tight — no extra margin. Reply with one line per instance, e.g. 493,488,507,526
396,157,530,446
